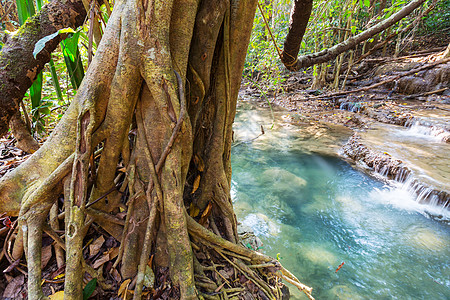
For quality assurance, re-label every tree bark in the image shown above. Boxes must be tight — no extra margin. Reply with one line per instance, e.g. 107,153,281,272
0,0,315,299
0,0,86,137
281,0,313,71
283,0,427,71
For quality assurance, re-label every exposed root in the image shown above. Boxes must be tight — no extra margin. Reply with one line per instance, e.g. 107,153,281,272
0,0,315,299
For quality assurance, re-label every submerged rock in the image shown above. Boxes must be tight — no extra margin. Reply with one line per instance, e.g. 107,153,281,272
259,167,307,193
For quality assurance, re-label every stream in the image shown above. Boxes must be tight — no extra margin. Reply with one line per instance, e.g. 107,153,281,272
231,101,450,299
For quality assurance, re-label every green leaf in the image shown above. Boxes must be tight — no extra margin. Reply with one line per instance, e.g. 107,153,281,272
61,31,84,90
33,28,75,58
83,278,97,300
364,0,370,8
143,265,155,288
30,72,43,113
48,57,63,101
15,0,35,25
35,0,44,11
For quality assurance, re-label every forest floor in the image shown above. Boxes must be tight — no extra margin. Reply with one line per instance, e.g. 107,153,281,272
242,44,449,132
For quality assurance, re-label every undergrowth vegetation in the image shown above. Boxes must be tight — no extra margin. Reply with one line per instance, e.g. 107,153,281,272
244,0,449,94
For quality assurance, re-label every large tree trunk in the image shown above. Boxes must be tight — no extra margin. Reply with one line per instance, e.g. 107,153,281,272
282,0,427,71
0,0,314,299
0,0,86,137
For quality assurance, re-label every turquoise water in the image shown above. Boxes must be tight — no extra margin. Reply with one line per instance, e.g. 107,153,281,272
231,103,450,299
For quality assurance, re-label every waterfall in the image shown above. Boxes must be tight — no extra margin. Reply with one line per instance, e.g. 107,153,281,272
403,118,450,143
341,134,449,211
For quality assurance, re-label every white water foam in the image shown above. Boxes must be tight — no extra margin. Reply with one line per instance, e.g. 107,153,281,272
370,180,450,221
403,120,450,142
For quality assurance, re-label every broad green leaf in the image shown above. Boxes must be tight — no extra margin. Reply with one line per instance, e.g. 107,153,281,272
33,28,75,58
35,0,44,10
83,278,97,300
364,0,370,8
143,265,155,288
61,31,84,90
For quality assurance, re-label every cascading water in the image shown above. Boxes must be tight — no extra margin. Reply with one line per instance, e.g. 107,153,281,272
403,118,450,143
232,101,450,299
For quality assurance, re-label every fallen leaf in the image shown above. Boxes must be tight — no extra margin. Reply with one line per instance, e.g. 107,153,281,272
201,201,212,218
93,252,110,269
192,175,201,194
143,265,155,288
83,278,97,300
49,291,64,300
193,154,204,172
2,275,24,298
89,235,105,257
118,279,131,298
53,273,65,280
109,247,120,260
335,262,345,273
189,203,200,217
111,268,122,282
41,245,53,269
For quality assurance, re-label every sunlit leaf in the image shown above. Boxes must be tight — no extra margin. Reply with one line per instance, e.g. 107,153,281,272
49,291,64,300
189,203,200,217
118,279,131,298
192,175,200,193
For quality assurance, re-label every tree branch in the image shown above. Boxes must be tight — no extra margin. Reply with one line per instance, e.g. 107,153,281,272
284,0,427,71
0,0,86,137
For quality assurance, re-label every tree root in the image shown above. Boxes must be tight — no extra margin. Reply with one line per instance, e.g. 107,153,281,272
0,1,315,299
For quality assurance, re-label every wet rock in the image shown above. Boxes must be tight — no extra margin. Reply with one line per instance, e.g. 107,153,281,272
259,167,307,194
397,63,450,94
237,224,263,251
341,134,449,209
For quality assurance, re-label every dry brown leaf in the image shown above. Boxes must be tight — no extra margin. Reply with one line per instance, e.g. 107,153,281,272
41,245,53,269
118,279,131,298
192,175,200,194
111,268,122,283
201,201,213,218
93,253,110,269
89,235,105,257
2,275,24,298
109,247,120,260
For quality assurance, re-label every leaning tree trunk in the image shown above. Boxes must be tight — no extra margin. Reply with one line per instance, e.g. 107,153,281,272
0,0,313,299
0,0,86,137
282,0,427,71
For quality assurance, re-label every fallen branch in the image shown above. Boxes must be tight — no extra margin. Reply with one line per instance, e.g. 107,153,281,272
403,87,449,99
311,57,450,99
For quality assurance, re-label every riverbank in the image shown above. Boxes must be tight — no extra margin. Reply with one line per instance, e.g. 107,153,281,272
240,47,450,211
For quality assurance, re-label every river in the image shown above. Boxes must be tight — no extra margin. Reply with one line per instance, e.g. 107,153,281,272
231,101,450,299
